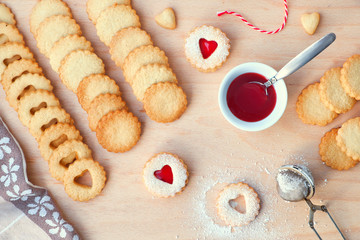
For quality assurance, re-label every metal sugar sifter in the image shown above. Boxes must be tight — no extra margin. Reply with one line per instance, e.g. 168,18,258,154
276,164,346,240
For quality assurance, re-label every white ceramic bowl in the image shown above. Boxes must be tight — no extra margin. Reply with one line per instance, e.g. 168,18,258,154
218,62,288,131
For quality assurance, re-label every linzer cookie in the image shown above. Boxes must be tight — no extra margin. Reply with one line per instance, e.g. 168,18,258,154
109,27,152,67
1,59,42,92
340,54,360,100
0,42,34,76
95,4,140,46
86,0,131,23
96,109,141,153
122,45,169,84
336,117,360,161
132,63,177,101
185,25,230,72
77,74,120,111
0,22,24,45
296,83,338,126
319,128,358,170
49,35,93,73
59,50,105,93
319,67,356,114
0,3,16,25
143,152,188,198
88,94,127,131
30,0,72,35
143,82,187,123
36,15,81,56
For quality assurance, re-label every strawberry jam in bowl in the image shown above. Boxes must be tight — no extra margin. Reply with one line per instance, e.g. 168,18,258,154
218,62,288,131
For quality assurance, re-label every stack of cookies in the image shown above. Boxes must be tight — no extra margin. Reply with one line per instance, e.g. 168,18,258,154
0,3,106,201
30,0,141,153
86,0,187,123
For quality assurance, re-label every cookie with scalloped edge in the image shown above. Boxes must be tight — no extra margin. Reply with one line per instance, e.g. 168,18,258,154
95,4,141,46
296,83,338,126
340,54,360,100
319,67,356,113
87,0,131,23
0,3,16,25
0,42,34,77
30,0,72,35
0,22,24,45
336,117,360,161
109,27,152,68
36,15,81,57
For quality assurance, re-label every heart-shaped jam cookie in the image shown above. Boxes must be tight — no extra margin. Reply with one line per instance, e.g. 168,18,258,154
185,25,230,72
143,152,188,198
154,165,173,184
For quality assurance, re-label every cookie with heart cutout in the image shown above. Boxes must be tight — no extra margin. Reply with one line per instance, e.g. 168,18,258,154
216,182,260,227
143,152,188,198
185,25,230,72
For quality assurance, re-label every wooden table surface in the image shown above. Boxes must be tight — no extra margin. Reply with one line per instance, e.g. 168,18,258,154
1,0,360,239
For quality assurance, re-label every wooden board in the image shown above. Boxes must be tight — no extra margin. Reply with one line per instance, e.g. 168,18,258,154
1,0,360,239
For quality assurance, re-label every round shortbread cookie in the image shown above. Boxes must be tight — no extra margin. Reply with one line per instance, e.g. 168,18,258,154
320,128,358,170
123,45,168,84
143,152,188,198
96,109,141,153
296,83,338,126
0,22,24,45
18,89,60,127
0,42,34,77
185,25,230,72
36,15,81,57
30,0,72,35
336,117,360,161
49,139,92,182
59,50,105,93
63,158,106,201
143,82,187,123
29,106,73,141
88,94,127,131
87,0,131,23
132,63,178,102
49,35,93,73
216,182,260,227
95,4,141,46
340,54,360,100
39,123,82,162
77,74,120,111
319,67,356,114
0,3,16,25
6,73,53,110
109,27,152,68
1,59,42,93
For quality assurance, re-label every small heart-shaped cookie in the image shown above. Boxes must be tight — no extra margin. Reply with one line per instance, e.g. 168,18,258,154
155,8,176,30
301,12,320,35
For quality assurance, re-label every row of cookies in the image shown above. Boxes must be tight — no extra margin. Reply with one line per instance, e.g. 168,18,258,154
30,0,141,153
0,3,105,201
87,0,188,123
296,55,359,126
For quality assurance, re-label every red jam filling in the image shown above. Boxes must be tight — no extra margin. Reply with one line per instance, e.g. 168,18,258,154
199,38,218,59
226,72,277,122
154,165,173,184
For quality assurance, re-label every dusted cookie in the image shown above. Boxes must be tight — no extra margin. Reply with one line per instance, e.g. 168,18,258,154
143,152,188,198
36,15,81,56
110,27,152,67
59,50,105,93
320,128,358,170
0,42,34,76
77,74,120,111
88,94,127,131
143,82,187,123
340,54,360,100
95,4,140,46
30,0,72,35
296,83,338,126
123,45,168,84
87,0,131,23
336,117,360,161
0,22,24,45
49,34,93,73
96,109,141,153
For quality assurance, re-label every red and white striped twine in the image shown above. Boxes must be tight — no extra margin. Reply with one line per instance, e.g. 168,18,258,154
217,0,288,34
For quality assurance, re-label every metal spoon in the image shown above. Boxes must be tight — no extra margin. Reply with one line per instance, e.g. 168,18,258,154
276,164,346,240
250,33,336,95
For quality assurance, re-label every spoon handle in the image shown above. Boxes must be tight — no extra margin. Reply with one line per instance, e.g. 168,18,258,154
274,33,336,80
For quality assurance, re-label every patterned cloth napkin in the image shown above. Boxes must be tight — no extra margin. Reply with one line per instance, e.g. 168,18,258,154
0,118,79,240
